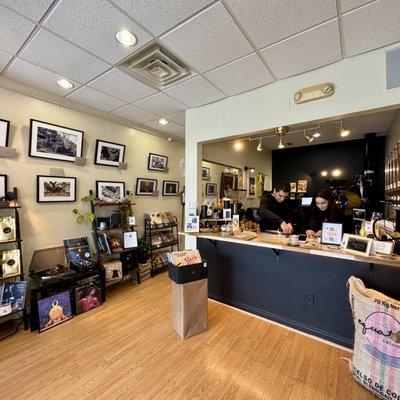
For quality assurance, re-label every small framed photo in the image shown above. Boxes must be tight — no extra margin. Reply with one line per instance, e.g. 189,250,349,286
123,231,138,249
136,178,157,196
37,175,76,203
162,180,179,196
321,222,343,246
297,180,308,193
96,181,125,202
94,139,125,167
223,209,232,219
0,119,10,147
290,182,297,193
202,167,210,181
353,208,366,221
205,183,217,196
148,153,168,171
38,290,73,332
0,174,7,199
29,119,84,163
247,174,256,199
185,216,199,233
342,234,373,257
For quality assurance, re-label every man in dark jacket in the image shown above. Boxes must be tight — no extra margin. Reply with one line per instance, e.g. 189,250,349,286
259,181,294,234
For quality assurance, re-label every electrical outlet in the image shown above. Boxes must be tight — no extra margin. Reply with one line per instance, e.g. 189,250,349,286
305,291,315,306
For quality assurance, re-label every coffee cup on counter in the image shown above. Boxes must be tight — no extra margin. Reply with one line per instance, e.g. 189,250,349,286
288,235,300,246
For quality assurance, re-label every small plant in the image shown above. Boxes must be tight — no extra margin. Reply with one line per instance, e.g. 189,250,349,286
137,237,150,264
72,194,96,224
118,195,135,231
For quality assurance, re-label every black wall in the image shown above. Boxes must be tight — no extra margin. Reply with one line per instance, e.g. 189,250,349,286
272,137,385,198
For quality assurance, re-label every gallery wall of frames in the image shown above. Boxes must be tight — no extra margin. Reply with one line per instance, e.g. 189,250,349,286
0,87,185,267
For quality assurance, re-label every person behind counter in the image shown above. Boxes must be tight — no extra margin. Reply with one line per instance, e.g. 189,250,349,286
305,188,342,238
259,181,294,234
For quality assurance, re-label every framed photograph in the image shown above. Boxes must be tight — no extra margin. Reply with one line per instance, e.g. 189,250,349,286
221,173,237,198
75,276,102,315
206,183,217,196
185,216,199,233
148,153,168,171
38,290,73,332
136,178,157,196
94,139,125,167
1,281,26,311
342,234,373,257
96,180,125,202
290,182,297,193
297,180,308,193
321,222,343,246
37,175,76,203
29,119,83,162
123,231,138,249
223,209,232,219
353,208,366,221
247,174,256,199
0,174,7,199
0,119,10,147
162,180,179,196
202,167,210,181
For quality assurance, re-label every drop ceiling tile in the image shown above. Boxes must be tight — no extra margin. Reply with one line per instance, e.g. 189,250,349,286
160,2,253,73
89,68,158,103
204,53,275,96
226,0,337,49
112,104,159,123
164,76,225,107
166,111,185,126
0,49,13,71
112,0,213,36
260,20,342,80
0,6,36,53
1,0,53,22
144,120,184,135
5,58,80,96
44,0,153,65
340,0,373,13
133,92,188,116
67,86,126,112
342,0,400,57
20,29,110,82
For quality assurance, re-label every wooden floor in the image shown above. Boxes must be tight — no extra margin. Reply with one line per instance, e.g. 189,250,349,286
0,273,374,400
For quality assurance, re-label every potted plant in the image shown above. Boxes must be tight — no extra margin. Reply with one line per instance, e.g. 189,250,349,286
137,237,150,264
72,194,96,224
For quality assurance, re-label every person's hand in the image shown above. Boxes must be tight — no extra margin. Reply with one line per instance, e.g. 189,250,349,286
306,229,317,237
280,221,293,234
315,230,322,238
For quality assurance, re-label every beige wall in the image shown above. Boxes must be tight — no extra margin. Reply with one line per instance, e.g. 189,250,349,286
0,87,184,268
387,110,400,154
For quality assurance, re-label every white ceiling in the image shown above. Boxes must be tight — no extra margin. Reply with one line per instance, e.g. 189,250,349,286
0,0,399,140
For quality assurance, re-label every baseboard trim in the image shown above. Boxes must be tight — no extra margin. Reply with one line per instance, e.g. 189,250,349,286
209,293,354,352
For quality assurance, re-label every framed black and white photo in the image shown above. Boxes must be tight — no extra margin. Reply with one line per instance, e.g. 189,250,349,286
94,139,125,167
202,167,210,181
148,153,168,171
162,180,179,196
29,119,84,163
37,175,76,203
0,174,7,199
206,183,217,196
136,178,157,196
0,119,10,147
96,181,125,202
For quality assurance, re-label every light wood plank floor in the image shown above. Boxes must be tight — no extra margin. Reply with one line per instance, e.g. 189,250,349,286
0,273,375,400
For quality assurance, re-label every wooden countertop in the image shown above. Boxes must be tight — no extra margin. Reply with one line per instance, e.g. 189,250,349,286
180,231,400,268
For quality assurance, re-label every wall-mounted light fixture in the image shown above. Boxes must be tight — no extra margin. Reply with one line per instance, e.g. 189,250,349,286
244,166,255,173
304,132,314,143
257,138,263,151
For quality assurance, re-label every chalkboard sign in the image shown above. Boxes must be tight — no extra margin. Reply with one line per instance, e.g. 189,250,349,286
343,234,372,256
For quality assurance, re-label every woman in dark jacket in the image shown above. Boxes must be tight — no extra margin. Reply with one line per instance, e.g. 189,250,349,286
305,188,342,238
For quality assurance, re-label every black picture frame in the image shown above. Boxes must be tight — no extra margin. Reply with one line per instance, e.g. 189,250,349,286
220,173,237,198
0,174,7,199
0,119,10,147
36,175,77,203
136,178,157,196
29,119,84,163
96,180,125,202
202,167,210,181
162,180,179,196
94,139,125,167
206,182,217,196
148,153,168,171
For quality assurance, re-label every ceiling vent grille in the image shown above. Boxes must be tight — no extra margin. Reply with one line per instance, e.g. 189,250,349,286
119,43,194,90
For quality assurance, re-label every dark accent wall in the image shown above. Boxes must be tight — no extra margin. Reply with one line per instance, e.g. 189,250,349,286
272,137,385,198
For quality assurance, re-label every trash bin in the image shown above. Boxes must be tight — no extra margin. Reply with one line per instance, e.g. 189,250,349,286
168,261,208,339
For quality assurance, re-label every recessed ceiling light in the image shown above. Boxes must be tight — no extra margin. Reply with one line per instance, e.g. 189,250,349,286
115,30,137,47
340,129,350,137
313,132,321,138
158,118,169,126
321,170,328,177
56,79,74,89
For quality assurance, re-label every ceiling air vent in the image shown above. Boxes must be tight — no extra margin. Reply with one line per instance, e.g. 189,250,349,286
119,43,194,90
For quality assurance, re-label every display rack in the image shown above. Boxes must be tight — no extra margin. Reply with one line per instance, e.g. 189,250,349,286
90,190,140,285
144,216,179,276
0,188,28,339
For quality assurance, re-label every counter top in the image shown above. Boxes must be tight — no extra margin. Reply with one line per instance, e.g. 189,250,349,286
180,231,400,268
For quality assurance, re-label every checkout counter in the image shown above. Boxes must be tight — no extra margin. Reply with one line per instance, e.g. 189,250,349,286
182,230,400,348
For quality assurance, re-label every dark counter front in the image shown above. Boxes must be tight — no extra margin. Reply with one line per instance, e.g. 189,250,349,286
198,238,400,348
